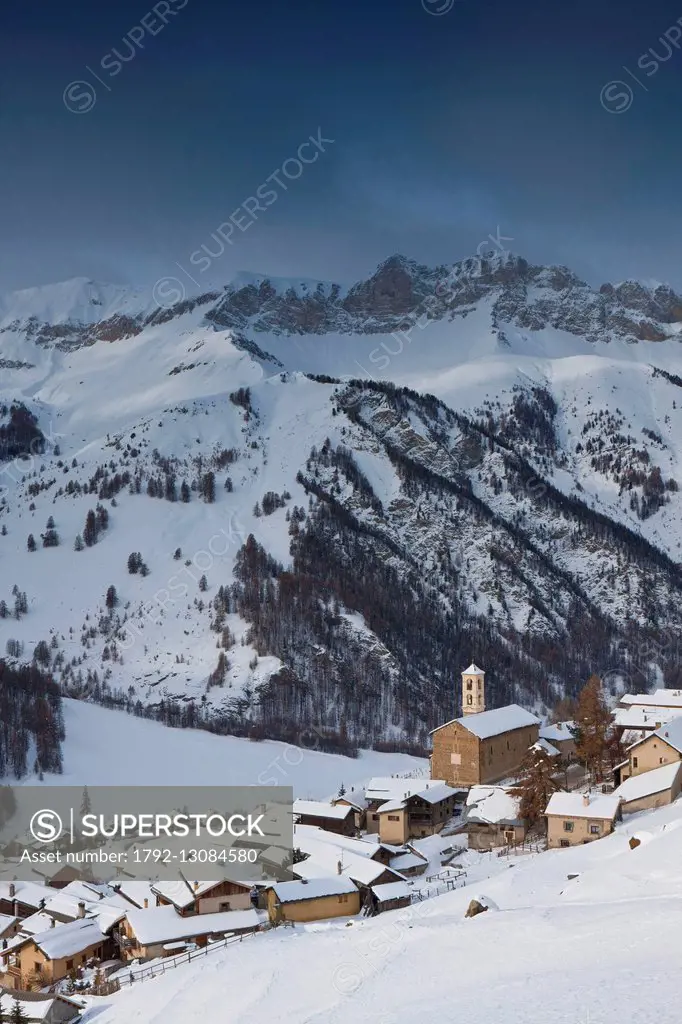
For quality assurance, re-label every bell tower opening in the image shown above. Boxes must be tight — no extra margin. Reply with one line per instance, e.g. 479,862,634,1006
461,663,485,716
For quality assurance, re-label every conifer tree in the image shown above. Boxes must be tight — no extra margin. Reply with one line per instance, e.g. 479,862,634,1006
26,534,36,552
10,999,29,1023
510,747,560,827
574,674,613,783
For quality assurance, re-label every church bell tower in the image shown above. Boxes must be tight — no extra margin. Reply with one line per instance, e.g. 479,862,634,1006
462,663,485,716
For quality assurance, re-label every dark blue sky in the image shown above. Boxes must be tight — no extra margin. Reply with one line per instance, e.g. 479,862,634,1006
3,0,682,292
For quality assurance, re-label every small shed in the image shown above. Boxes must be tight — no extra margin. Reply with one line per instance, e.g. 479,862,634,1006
369,881,412,914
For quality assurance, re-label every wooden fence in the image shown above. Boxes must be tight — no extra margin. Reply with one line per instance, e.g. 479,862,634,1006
117,929,262,987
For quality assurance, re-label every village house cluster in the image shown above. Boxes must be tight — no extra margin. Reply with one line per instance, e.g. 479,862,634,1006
2,666,681,1007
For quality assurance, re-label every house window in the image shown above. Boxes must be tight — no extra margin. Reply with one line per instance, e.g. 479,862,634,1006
632,757,638,768
451,753,461,765
337,894,349,904
387,815,400,821
34,962,42,974
372,814,379,821
589,824,600,834
66,959,74,970
560,840,570,848
466,681,472,690
467,695,473,705
563,821,574,832
659,758,664,764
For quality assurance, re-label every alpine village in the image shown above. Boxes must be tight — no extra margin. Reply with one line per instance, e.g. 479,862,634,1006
1,663,680,1021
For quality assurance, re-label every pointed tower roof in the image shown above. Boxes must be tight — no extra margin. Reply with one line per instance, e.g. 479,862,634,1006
463,663,485,675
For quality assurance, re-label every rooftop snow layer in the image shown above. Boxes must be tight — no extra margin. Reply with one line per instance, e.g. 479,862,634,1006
628,715,682,754
539,721,575,742
364,777,444,803
431,704,540,739
545,792,621,820
465,786,521,825
30,918,107,960
370,881,413,902
614,762,682,804
268,877,359,903
126,905,264,945
293,799,354,820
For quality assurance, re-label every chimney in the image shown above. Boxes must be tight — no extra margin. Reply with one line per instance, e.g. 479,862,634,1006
193,881,200,892
143,898,149,909
582,794,590,808
8,883,15,899
50,918,56,928
78,901,86,919
337,860,342,875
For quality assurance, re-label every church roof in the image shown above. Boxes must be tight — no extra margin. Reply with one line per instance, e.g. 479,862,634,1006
463,663,485,676
430,704,540,739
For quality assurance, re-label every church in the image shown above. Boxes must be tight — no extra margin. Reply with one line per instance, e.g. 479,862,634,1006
430,664,540,787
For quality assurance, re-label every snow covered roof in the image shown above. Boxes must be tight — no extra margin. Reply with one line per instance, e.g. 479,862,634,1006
531,738,560,757
613,705,681,730
364,777,443,804
463,663,485,676
150,880,224,909
431,704,540,739
377,782,460,814
539,721,575,742
545,792,621,821
614,762,682,804
17,912,55,936
293,824,386,861
291,829,402,887
30,918,107,960
294,855,392,887
370,881,413,902
113,880,156,909
0,881,51,909
0,913,17,934
126,905,264,946
620,689,682,709
465,786,522,825
268,877,358,903
389,852,427,872
628,716,682,754
0,989,83,1022
293,799,354,821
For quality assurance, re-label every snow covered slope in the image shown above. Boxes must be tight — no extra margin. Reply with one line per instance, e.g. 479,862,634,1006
41,699,426,795
3,251,682,752
82,798,682,1024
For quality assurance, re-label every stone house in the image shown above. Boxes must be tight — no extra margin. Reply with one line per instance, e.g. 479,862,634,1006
265,877,360,925
614,717,682,787
0,917,114,991
538,722,577,761
431,667,540,787
545,792,621,848
151,879,253,915
293,799,357,836
614,760,682,815
376,783,462,844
